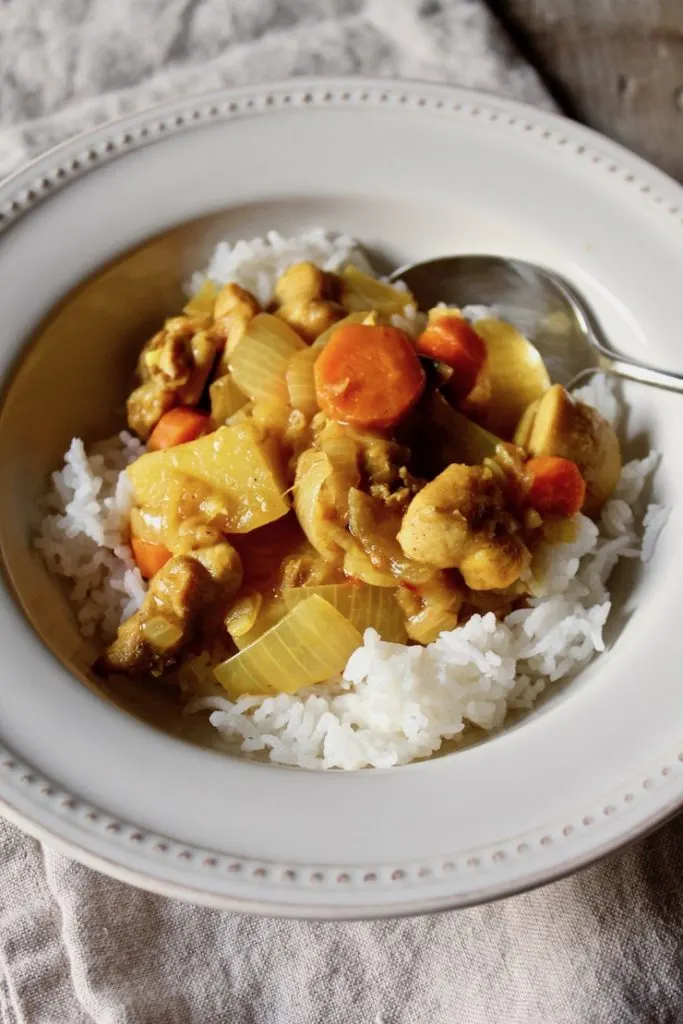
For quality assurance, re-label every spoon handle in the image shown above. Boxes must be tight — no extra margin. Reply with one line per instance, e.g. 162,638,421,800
595,351,683,393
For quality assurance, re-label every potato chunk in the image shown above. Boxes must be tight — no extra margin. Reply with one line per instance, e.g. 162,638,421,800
463,318,550,437
127,423,289,534
516,384,621,515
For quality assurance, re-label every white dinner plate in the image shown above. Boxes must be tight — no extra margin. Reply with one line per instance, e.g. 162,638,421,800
0,78,682,918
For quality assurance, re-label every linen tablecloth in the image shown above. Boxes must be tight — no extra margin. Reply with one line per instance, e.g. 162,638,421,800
1,2,681,1021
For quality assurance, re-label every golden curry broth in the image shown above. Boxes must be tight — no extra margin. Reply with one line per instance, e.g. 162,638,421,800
231,512,315,592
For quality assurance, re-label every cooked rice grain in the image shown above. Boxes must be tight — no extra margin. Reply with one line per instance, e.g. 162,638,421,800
190,227,373,306
36,433,146,638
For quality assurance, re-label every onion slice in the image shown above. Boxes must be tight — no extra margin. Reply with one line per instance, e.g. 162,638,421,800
214,594,362,696
183,279,217,318
283,583,406,643
229,313,306,402
209,373,249,426
286,347,319,416
341,266,414,316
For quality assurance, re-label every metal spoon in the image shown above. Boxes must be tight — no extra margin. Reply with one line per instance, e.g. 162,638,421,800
389,255,683,392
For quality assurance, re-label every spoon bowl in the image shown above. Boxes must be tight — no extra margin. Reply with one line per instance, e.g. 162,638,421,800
390,255,683,393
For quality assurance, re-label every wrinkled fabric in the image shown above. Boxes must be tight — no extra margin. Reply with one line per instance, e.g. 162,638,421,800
0,0,552,176
1,2,681,1022
1,818,682,1023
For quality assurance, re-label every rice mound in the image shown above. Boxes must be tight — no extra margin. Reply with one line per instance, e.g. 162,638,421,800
191,227,373,306
35,230,668,770
36,433,146,638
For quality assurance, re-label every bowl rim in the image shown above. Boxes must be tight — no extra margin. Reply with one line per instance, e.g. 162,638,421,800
0,75,682,917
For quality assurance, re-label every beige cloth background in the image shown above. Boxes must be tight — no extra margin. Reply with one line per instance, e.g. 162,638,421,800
0,2,681,1021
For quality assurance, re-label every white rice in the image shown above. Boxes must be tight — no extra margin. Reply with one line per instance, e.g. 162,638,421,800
36,433,147,638
190,227,373,306
35,231,668,769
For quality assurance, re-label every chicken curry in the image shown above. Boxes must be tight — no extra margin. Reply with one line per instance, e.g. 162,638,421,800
101,261,622,698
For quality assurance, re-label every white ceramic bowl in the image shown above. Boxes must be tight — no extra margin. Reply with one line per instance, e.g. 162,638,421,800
0,78,682,918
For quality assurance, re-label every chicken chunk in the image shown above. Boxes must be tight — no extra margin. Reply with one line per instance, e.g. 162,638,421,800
214,282,260,323
277,298,346,344
280,551,344,588
273,262,345,343
101,555,213,675
458,535,528,592
190,540,243,592
357,433,419,505
137,316,213,398
128,316,218,438
397,463,530,590
212,283,261,375
515,384,621,516
101,541,243,676
274,262,341,305
126,379,176,440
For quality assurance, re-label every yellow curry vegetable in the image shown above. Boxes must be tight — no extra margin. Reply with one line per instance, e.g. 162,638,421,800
127,422,289,535
214,594,362,697
283,583,407,643
465,317,550,436
229,313,305,403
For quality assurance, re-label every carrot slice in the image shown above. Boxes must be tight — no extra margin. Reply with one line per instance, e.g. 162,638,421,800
313,324,425,429
416,315,486,401
147,407,211,450
131,537,172,579
525,456,586,517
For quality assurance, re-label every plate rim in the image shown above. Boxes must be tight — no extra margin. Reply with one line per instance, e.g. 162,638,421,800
1,75,682,916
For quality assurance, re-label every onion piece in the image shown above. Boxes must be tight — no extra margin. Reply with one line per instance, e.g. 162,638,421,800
141,616,183,650
283,583,406,643
224,591,262,639
293,450,349,564
347,488,434,585
183,279,217,318
341,266,414,316
317,425,359,483
232,595,288,650
396,575,463,644
401,593,460,645
214,594,362,696
210,373,248,426
404,605,458,645
286,347,319,417
342,546,396,587
316,424,361,522
229,313,306,402
416,392,513,476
